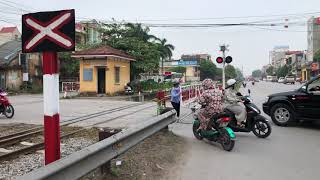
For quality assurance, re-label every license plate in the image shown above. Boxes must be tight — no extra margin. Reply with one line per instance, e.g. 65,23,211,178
220,122,229,127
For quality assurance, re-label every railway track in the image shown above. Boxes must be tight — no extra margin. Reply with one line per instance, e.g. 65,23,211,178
0,103,156,161
0,103,143,148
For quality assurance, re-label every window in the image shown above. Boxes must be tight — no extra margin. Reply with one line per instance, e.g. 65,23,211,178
83,68,93,81
115,67,120,84
308,78,320,94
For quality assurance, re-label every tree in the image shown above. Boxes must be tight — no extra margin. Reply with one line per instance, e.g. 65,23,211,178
225,65,237,79
59,52,79,78
235,68,244,81
157,38,175,74
314,49,320,62
99,21,174,79
266,66,274,76
276,65,289,78
125,23,157,42
252,69,262,78
199,60,220,80
167,66,186,74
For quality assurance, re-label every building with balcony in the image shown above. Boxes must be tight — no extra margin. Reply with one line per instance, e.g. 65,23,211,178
307,17,320,62
270,46,289,69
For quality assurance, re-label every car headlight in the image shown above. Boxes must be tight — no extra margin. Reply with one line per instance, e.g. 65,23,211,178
264,96,269,103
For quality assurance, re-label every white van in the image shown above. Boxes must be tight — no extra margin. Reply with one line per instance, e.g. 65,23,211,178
267,76,277,82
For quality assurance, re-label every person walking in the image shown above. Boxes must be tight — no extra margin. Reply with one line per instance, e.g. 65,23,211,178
171,81,181,118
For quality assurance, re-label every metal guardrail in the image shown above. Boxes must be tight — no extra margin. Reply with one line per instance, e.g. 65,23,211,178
17,110,176,180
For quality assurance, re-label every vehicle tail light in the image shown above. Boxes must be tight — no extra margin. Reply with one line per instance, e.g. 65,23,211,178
221,117,231,122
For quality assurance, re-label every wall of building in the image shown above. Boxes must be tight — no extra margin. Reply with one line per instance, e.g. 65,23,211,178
307,17,320,61
105,58,130,94
5,68,22,90
79,57,130,94
79,59,100,93
185,66,194,77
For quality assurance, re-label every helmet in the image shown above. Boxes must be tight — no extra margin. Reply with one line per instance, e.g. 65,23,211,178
227,79,237,87
173,80,179,86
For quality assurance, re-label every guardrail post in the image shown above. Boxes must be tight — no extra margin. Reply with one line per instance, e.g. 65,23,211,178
98,128,121,175
160,107,175,130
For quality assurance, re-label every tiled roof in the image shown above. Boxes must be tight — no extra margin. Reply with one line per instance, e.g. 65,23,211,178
76,23,85,31
285,51,304,55
0,40,21,66
72,45,135,61
0,27,17,33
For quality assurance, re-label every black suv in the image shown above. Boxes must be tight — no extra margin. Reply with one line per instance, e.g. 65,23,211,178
263,75,320,126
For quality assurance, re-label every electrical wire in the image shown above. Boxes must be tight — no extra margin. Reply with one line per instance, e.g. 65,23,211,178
0,0,38,12
0,0,30,13
121,11,320,22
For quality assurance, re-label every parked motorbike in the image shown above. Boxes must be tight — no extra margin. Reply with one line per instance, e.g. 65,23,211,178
227,93,271,138
124,84,134,95
191,106,236,151
0,91,14,118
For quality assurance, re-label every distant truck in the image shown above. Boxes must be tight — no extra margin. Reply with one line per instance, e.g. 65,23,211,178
164,72,184,83
284,75,295,84
267,76,277,82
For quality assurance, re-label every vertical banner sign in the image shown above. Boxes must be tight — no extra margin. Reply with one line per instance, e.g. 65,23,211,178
22,9,75,165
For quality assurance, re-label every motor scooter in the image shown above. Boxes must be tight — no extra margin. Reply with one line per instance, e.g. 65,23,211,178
226,93,272,138
0,91,14,118
191,105,236,151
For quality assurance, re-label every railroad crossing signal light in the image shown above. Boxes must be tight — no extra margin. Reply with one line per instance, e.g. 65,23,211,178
225,56,232,64
216,57,223,64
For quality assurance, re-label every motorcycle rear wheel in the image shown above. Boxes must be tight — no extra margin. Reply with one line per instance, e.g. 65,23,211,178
192,122,203,140
4,105,14,118
219,128,235,151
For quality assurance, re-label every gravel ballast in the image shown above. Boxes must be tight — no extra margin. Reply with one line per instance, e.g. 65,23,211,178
0,137,95,179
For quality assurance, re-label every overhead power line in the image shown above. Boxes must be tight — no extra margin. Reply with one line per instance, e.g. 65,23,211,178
118,11,320,22
0,1,30,13
0,0,38,12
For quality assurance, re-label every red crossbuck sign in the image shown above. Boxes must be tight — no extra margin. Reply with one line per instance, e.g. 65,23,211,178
24,11,73,51
22,9,75,53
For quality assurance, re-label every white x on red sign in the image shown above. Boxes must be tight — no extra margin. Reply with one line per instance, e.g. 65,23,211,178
24,11,74,51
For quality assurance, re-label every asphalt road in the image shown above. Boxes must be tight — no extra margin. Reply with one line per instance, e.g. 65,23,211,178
0,95,156,129
170,81,320,180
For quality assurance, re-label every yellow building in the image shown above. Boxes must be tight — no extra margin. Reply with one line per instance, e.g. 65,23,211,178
72,46,135,95
301,62,311,81
162,60,200,82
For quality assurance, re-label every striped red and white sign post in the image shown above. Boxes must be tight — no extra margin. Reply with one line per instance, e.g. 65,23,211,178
22,9,75,165
43,52,60,164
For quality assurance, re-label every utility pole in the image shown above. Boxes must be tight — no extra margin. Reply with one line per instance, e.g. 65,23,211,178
241,65,244,79
220,45,227,89
161,58,164,75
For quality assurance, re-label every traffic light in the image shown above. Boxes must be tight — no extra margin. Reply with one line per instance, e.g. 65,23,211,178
225,56,232,64
216,57,223,64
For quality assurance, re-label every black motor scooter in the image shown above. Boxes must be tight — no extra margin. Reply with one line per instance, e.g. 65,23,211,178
226,93,272,138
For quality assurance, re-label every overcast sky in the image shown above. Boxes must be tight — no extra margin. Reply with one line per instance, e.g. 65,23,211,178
1,0,320,75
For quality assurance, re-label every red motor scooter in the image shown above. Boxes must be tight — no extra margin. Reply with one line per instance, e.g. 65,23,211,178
0,91,14,118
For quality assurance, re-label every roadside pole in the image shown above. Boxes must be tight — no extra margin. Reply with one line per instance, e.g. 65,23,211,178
222,48,226,89
22,9,75,165
43,52,60,164
220,45,227,89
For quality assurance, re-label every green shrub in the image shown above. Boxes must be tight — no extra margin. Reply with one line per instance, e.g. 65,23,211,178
132,80,173,92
